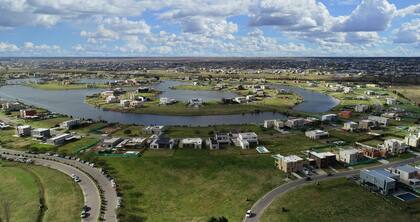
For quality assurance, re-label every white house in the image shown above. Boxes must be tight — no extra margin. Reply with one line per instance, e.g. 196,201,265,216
321,114,338,122
16,125,31,137
337,148,363,164
343,121,358,132
386,98,397,106
381,139,408,155
120,99,131,108
305,130,329,140
368,115,389,126
405,133,420,148
179,138,203,149
60,119,81,129
237,132,259,149
106,95,119,103
233,97,247,104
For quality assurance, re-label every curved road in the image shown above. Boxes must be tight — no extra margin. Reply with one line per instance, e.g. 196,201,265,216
244,155,420,222
1,148,119,222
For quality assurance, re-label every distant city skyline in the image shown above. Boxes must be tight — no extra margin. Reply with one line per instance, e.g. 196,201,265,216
0,0,419,57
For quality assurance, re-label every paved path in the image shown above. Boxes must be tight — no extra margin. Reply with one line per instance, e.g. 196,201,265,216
1,148,119,222
244,156,420,222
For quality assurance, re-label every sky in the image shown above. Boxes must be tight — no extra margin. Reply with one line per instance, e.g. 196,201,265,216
0,0,419,57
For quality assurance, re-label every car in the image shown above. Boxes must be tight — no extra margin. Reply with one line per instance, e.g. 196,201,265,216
80,212,89,218
327,172,334,177
74,177,81,183
305,176,312,181
246,210,253,218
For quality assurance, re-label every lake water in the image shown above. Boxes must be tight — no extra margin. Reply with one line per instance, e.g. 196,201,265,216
0,80,338,126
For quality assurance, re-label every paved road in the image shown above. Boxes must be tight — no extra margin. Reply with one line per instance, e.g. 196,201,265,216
244,156,420,222
1,152,100,222
1,148,119,222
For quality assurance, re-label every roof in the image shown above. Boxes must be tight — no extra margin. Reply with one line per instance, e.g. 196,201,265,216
181,138,202,144
362,169,396,183
104,137,122,144
310,151,335,159
272,154,302,162
395,165,418,174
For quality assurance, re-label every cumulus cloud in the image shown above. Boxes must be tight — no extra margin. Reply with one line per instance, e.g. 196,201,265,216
395,3,420,17
393,19,420,44
0,42,19,52
249,0,332,31
332,0,396,32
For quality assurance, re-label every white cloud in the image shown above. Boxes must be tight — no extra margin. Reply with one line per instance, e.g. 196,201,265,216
0,42,19,52
393,19,420,44
332,0,396,32
395,3,420,17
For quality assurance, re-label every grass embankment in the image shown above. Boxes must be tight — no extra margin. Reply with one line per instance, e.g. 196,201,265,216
0,161,83,222
100,149,286,221
261,178,418,222
28,82,108,90
173,84,214,91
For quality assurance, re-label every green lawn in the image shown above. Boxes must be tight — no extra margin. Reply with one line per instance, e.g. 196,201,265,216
262,178,418,222
0,161,84,222
29,165,83,222
58,137,100,154
0,165,40,222
28,82,108,90
260,133,324,155
99,149,286,221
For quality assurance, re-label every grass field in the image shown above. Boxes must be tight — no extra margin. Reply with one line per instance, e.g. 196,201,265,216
0,162,83,222
261,178,418,222
393,85,420,104
28,82,108,90
99,149,286,221
0,166,40,222
173,84,214,91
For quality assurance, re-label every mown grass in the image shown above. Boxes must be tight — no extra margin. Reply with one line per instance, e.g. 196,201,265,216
0,165,40,222
261,178,417,222
101,149,286,221
29,165,83,222
0,161,84,222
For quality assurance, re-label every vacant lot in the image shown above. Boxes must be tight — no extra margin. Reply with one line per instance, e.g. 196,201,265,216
102,149,286,221
393,85,420,104
262,178,417,222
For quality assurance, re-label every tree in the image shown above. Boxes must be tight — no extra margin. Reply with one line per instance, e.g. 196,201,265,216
208,216,228,222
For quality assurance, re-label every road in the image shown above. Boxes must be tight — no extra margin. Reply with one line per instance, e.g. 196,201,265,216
0,148,119,222
244,155,420,222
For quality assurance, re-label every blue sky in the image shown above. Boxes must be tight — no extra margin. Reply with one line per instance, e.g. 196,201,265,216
0,0,418,56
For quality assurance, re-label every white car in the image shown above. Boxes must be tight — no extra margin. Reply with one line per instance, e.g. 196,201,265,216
246,210,252,218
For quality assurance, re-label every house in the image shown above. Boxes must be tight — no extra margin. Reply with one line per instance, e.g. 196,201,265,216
188,98,203,107
137,87,150,93
60,119,81,130
207,133,231,149
368,116,389,126
273,154,304,173
237,132,259,149
343,87,353,94
103,137,124,148
343,121,358,132
354,104,369,113
101,91,115,97
2,102,24,112
159,97,177,105
285,118,305,128
106,95,119,103
233,96,247,104
0,122,10,130
337,148,363,164
360,169,396,195
179,138,203,149
20,109,38,119
380,139,408,155
358,119,377,130
357,142,387,158
124,137,146,148
150,135,175,149
143,125,165,134
321,114,338,122
338,110,352,119
31,128,51,140
130,100,144,108
386,98,397,106
305,130,329,140
264,119,284,129
16,125,31,137
308,151,336,168
390,165,420,188
120,99,131,108
46,133,73,145
405,133,420,148
246,95,256,102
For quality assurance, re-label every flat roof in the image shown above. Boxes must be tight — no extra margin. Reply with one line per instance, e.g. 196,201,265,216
395,165,418,173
